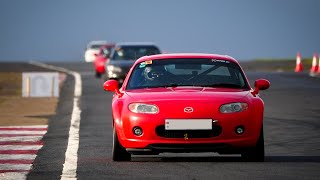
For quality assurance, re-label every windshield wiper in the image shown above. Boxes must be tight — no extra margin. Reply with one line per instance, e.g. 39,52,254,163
145,84,202,88
135,84,178,89
165,84,205,88
202,83,243,88
134,83,242,90
132,84,212,90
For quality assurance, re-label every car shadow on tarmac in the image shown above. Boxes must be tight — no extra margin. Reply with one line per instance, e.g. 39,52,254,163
131,156,320,163
266,156,320,162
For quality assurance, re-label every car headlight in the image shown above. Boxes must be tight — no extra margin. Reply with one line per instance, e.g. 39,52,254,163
128,103,159,114
220,103,248,113
107,65,122,72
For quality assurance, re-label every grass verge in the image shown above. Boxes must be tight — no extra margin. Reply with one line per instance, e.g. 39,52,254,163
0,72,59,126
240,58,313,72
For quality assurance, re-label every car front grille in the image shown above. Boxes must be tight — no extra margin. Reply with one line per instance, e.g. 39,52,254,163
155,125,222,138
147,143,229,153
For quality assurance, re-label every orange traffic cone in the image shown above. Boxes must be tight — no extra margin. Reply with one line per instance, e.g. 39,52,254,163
317,55,320,74
310,53,318,75
295,53,303,72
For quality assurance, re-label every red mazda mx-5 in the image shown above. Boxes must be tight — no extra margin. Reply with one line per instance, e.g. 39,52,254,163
103,53,270,162
94,44,115,78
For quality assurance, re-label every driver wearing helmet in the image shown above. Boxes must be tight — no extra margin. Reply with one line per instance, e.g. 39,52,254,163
143,66,167,86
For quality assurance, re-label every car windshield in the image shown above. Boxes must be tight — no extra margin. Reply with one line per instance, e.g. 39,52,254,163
100,47,113,58
111,46,161,60
126,58,249,90
89,44,105,50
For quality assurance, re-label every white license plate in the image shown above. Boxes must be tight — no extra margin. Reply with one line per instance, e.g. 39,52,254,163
165,119,212,130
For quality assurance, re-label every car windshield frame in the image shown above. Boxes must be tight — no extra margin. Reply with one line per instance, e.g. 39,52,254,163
89,44,105,50
111,46,161,61
125,58,250,90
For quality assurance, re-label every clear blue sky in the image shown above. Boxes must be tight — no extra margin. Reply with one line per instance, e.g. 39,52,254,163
0,0,319,61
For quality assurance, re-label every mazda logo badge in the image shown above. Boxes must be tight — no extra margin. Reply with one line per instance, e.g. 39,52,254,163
184,107,194,113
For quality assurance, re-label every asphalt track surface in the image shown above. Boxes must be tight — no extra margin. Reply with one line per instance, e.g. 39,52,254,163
23,62,320,180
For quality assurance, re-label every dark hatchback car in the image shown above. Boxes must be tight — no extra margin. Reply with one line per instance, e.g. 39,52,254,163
104,42,161,83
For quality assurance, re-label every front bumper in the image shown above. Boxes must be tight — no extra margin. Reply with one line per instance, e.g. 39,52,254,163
122,135,259,155
126,143,246,155
115,115,262,154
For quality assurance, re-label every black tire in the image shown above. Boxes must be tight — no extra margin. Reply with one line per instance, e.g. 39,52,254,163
95,71,101,78
241,126,265,162
112,127,131,161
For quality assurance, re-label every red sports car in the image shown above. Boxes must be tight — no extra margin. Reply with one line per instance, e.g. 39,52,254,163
103,53,270,162
93,44,115,78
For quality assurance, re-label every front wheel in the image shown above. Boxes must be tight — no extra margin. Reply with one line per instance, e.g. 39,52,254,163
112,127,131,161
241,126,265,162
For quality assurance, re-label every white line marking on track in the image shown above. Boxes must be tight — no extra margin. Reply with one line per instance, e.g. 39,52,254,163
0,131,46,135
0,125,48,128
0,136,43,142
0,164,32,171
0,172,29,180
29,61,82,180
0,125,48,179
0,155,37,160
0,145,43,151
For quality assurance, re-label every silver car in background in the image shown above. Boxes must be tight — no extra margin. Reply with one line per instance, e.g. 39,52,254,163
84,40,109,62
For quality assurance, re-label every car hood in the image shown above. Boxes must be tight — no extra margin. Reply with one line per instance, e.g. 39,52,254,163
124,87,252,118
125,87,250,103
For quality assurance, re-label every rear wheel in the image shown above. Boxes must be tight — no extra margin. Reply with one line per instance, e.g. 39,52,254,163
241,126,265,162
112,127,131,161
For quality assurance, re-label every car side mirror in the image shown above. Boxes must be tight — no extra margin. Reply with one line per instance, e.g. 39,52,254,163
252,79,270,96
103,80,122,95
